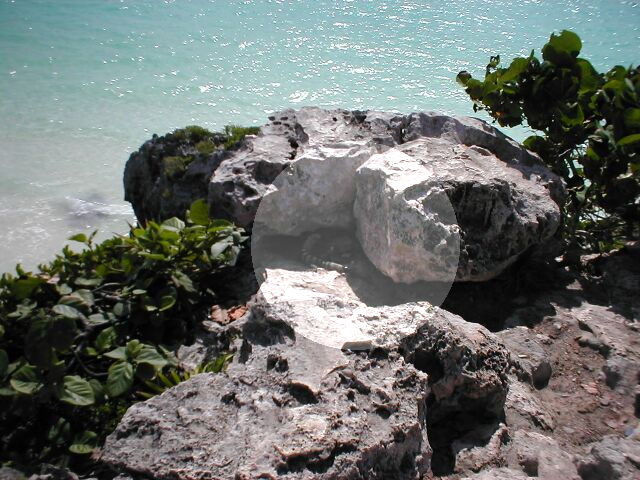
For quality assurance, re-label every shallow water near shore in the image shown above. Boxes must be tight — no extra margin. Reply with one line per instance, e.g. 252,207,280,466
0,0,638,272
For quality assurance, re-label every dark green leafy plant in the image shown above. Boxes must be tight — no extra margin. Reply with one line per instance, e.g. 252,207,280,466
457,30,639,251
0,199,243,471
137,355,233,400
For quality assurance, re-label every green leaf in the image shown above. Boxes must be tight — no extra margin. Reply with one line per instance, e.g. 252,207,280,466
617,134,640,147
58,375,95,406
136,346,168,369
189,199,210,226
210,238,233,258
543,30,582,60
104,346,127,361
10,364,42,395
87,312,112,325
125,339,143,358
75,277,102,287
68,233,88,243
171,270,196,293
140,253,166,261
95,326,116,352
623,108,640,129
500,57,528,83
11,277,44,300
158,287,177,312
107,361,134,397
52,304,84,320
89,379,105,402
113,302,131,318
59,290,94,312
69,430,97,454
162,217,185,231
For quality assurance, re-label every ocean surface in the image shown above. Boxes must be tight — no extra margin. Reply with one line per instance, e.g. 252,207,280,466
0,0,638,272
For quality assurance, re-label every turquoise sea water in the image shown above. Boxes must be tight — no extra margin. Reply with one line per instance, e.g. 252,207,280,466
0,0,639,272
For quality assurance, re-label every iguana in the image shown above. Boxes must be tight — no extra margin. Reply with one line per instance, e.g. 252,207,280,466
300,229,360,273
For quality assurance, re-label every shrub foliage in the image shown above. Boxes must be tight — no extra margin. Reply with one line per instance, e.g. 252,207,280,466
0,200,244,469
457,30,639,251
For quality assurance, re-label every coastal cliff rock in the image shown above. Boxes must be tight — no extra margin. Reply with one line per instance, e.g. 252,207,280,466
124,107,563,282
100,262,510,479
354,137,561,282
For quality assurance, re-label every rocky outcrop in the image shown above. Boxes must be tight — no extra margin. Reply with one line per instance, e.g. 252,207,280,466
100,261,510,479
124,107,563,283
354,137,561,282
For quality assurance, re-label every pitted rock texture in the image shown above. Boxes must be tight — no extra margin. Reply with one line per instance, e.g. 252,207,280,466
576,435,640,480
100,265,511,479
123,129,232,225
100,319,432,479
354,136,562,282
254,141,375,237
123,108,562,245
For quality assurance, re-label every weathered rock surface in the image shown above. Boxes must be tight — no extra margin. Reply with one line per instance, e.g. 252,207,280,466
100,263,510,479
506,430,580,479
498,327,552,389
354,136,562,282
576,435,640,480
124,108,562,284
254,141,374,236
123,129,231,224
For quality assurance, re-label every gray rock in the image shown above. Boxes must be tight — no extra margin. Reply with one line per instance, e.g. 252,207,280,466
498,327,552,389
461,468,529,480
452,423,510,474
576,435,640,480
506,430,580,479
505,378,555,431
0,467,26,480
100,265,510,479
100,324,432,479
123,129,232,225
210,107,400,229
354,136,562,282
254,140,375,237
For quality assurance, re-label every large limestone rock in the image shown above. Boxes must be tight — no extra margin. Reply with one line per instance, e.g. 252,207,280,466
254,141,374,236
123,109,562,257
100,264,510,479
354,136,562,283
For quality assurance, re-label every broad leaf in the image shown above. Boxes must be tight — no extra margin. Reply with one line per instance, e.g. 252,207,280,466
53,304,84,321
11,277,44,300
618,134,640,147
68,233,88,243
104,346,127,361
107,361,134,397
58,375,95,406
189,199,210,226
10,364,42,395
95,326,116,352
623,108,640,129
136,346,168,369
69,430,97,454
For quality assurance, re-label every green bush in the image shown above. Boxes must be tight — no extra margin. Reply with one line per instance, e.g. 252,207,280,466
0,200,245,470
168,124,259,152
457,30,639,251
